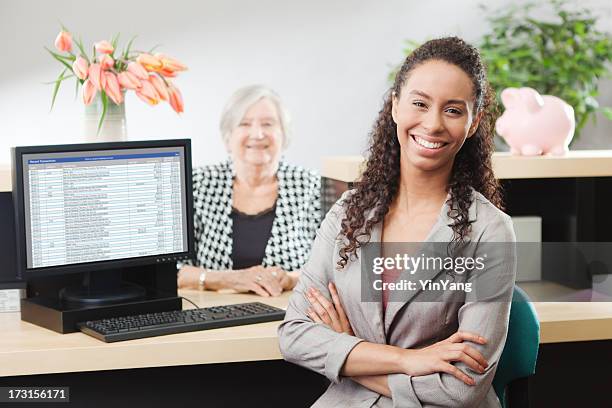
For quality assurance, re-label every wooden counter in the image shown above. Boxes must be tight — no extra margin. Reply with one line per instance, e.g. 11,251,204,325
322,150,612,182
4,151,612,191
0,290,289,377
0,165,10,192
1,289,612,378
534,302,612,344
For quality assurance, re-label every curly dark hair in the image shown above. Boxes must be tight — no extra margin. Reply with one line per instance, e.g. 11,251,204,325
337,36,503,270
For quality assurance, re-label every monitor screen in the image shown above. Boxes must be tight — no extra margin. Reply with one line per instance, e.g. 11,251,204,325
20,145,189,269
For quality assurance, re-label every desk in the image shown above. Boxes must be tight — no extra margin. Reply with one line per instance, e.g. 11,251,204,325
1,290,612,407
0,290,328,407
0,291,288,377
3,290,612,378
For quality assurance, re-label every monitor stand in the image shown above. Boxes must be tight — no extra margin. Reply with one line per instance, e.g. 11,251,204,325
21,263,182,334
60,270,147,307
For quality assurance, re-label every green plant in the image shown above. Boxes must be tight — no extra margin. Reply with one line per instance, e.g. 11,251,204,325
480,0,612,141
390,0,612,143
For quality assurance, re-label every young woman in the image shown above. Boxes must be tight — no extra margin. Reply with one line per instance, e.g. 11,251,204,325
278,37,516,407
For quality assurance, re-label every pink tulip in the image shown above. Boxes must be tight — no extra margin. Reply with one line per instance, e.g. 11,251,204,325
149,74,169,101
154,53,188,72
54,31,72,53
136,80,160,105
94,40,114,54
117,71,141,90
158,68,177,78
99,54,114,70
82,79,97,105
136,53,163,71
127,62,149,80
104,72,123,105
167,85,184,114
72,56,89,80
88,63,106,91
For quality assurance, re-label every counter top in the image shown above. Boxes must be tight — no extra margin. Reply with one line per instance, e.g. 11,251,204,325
3,150,612,193
1,289,611,377
322,150,612,182
0,165,9,192
0,290,288,377
534,302,612,343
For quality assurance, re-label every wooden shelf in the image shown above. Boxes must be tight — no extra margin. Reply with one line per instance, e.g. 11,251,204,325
3,150,612,192
322,150,612,182
0,165,10,192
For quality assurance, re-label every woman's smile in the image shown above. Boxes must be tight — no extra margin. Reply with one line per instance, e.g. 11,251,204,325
245,143,270,150
410,133,449,150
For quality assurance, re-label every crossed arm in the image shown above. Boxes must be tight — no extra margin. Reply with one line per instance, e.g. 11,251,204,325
278,200,515,406
305,283,488,398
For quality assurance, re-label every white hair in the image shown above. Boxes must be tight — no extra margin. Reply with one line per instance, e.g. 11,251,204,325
219,85,292,149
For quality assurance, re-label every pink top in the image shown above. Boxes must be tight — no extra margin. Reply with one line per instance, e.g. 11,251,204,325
381,266,402,314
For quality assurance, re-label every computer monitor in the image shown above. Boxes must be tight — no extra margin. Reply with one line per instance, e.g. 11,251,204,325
12,139,194,306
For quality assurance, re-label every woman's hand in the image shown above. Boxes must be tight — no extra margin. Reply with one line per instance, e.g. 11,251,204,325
177,265,204,289
210,266,285,297
400,331,489,386
266,266,298,291
305,283,354,336
178,265,293,297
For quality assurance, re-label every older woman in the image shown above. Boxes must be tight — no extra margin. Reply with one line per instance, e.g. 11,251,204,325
177,85,321,297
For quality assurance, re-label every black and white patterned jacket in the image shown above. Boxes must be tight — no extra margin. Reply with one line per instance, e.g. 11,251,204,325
186,160,321,272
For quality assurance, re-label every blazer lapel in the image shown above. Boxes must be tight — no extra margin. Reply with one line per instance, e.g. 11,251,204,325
359,218,386,343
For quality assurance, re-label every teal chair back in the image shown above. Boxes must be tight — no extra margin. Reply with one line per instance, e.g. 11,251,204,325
492,285,540,408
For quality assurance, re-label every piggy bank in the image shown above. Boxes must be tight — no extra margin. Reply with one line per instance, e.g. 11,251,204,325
495,87,575,156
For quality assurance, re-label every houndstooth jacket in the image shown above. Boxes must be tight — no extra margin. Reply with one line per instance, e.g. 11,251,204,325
185,159,321,272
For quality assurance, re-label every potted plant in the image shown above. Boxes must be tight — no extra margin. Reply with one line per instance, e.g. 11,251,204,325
480,0,612,143
390,0,612,145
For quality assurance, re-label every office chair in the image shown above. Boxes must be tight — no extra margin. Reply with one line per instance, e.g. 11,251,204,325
492,285,540,408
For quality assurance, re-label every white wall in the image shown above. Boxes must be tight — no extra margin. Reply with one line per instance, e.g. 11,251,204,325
0,0,610,169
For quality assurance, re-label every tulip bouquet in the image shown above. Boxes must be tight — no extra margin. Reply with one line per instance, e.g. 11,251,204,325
47,27,187,132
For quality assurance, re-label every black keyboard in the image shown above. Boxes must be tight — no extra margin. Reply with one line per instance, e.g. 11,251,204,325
77,302,286,343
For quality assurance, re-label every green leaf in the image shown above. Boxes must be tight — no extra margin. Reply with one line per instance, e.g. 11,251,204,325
50,68,69,111
111,32,120,53
97,91,108,135
45,47,74,71
75,77,80,100
600,107,612,121
43,72,75,85
123,35,137,60
47,48,76,62
148,44,162,54
58,21,69,33
76,36,89,62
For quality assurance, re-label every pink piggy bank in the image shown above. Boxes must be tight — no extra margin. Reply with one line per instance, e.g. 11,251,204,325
495,87,575,156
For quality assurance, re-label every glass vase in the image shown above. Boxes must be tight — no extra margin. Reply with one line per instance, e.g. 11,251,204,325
83,94,127,143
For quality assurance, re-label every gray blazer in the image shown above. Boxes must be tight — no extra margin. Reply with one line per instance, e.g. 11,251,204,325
278,189,517,408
